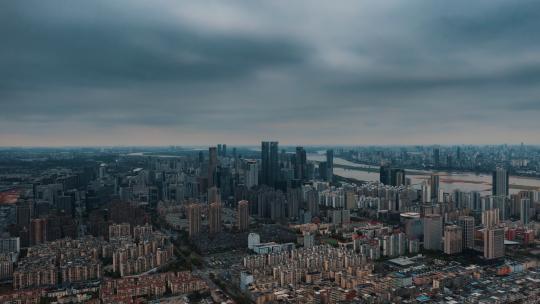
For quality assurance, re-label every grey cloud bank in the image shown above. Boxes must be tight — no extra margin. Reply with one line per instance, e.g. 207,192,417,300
1,0,539,146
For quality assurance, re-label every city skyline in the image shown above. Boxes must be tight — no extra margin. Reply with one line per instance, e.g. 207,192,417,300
2,1,540,146
3,1,540,303
1,141,539,302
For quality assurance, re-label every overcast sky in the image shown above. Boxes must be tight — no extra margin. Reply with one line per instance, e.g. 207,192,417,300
1,0,540,146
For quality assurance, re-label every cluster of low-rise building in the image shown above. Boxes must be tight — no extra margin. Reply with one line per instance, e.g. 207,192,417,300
104,223,174,277
241,245,373,303
10,223,174,291
13,236,103,289
239,246,540,303
0,270,209,304
100,271,208,303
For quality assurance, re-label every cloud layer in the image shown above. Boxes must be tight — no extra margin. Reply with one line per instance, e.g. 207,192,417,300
1,0,540,146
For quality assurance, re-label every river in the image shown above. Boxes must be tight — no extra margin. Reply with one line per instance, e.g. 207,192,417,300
307,154,540,195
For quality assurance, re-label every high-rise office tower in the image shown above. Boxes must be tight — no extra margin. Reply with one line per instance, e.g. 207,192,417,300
457,216,475,249
380,165,406,186
306,188,319,217
198,151,204,164
433,148,441,168
433,148,440,168
326,149,334,182
430,174,440,202
318,162,328,181
16,204,31,228
423,214,442,251
380,164,391,185
484,227,504,259
237,200,249,232
482,209,500,228
30,218,47,245
286,188,301,219
446,154,453,168
245,160,258,189
208,147,218,188
209,202,222,234
444,225,463,254
520,198,531,225
261,141,279,187
509,194,521,217
294,147,307,181
421,181,431,203
492,167,509,197
187,203,201,237
491,195,507,220
392,169,406,187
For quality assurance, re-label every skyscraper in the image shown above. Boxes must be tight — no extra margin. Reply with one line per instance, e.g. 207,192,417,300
430,174,440,202
237,200,249,232
187,203,201,237
209,202,222,234
198,151,204,164
380,165,406,186
306,188,319,217
457,216,475,249
286,188,301,219
30,218,47,245
423,214,442,251
380,164,391,185
490,195,507,220
294,147,307,181
16,203,31,228
392,169,406,187
444,225,463,255
245,160,258,189
482,209,500,228
484,227,504,259
492,167,509,197
421,181,431,203
208,147,218,188
520,198,531,225
261,141,279,187
326,149,334,183
433,148,440,168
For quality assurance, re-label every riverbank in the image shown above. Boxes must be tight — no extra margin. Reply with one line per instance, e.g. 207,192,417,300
341,156,540,180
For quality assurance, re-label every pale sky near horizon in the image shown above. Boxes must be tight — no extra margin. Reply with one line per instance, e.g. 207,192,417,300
1,1,540,146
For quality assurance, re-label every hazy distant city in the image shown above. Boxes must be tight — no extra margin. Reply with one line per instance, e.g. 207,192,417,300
2,1,540,303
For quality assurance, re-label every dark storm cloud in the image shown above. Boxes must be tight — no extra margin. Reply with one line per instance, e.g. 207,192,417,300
1,0,540,146
330,63,540,94
0,2,305,92
433,1,540,46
